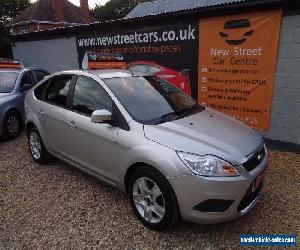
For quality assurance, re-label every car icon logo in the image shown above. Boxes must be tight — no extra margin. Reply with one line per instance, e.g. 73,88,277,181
89,54,97,61
220,19,254,45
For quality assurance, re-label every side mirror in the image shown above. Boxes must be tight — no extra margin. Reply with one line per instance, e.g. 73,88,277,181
91,109,112,124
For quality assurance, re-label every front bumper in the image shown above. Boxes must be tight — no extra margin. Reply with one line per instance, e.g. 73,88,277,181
168,154,268,224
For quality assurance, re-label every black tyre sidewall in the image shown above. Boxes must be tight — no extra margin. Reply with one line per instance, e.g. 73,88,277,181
27,127,49,165
128,166,179,231
2,111,21,141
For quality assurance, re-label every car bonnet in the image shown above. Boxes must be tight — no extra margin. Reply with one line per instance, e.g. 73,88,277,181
143,108,263,163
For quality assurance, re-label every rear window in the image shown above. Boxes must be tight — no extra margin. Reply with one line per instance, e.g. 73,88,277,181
0,71,19,93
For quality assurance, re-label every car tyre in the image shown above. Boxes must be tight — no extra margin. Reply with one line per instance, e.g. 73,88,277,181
27,126,50,164
128,166,179,231
1,110,22,141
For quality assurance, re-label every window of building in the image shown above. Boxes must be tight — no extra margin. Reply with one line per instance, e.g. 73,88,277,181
21,24,29,33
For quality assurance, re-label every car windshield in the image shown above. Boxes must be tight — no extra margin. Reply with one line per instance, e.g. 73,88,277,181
0,71,19,93
104,76,204,125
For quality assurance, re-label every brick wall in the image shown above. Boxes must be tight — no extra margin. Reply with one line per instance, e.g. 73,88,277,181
261,14,300,144
11,23,68,35
80,0,91,23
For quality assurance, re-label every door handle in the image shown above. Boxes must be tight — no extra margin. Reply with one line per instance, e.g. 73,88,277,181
68,121,77,129
38,109,44,114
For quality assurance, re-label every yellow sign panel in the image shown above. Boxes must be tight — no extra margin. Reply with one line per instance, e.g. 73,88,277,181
198,10,282,130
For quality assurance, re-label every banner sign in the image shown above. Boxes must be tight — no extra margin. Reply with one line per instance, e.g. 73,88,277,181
198,10,282,130
85,52,126,69
76,23,198,97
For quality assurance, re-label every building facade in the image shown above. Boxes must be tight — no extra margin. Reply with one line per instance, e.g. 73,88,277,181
8,0,91,35
11,0,300,147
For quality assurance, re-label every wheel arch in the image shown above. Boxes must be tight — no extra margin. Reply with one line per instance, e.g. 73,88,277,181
25,110,48,150
124,162,170,194
25,121,36,135
0,107,24,139
5,107,23,120
1,107,24,131
125,161,181,229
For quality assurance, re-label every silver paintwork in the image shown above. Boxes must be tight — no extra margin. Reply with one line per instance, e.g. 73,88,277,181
25,69,268,225
86,69,133,79
91,110,112,123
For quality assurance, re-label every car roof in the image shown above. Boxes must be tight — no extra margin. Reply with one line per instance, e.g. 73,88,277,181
53,69,155,80
87,69,134,79
26,67,48,71
59,69,134,79
88,69,156,78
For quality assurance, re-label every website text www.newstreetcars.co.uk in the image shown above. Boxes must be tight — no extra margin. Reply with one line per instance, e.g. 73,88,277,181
77,25,196,47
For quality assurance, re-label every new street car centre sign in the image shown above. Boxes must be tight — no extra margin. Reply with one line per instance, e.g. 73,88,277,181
77,10,282,130
198,10,282,130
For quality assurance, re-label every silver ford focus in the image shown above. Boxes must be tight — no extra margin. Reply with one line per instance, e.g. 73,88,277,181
24,69,268,230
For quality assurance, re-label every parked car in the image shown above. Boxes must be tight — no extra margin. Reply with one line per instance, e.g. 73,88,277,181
126,61,192,96
0,60,49,140
25,69,267,230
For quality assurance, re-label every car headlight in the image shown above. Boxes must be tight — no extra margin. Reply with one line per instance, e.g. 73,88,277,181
176,151,240,177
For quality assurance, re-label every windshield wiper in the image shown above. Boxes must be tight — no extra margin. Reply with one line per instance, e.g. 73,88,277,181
177,104,205,118
159,112,179,123
159,105,205,124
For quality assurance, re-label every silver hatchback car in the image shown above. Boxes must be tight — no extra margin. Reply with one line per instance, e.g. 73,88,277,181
25,70,268,230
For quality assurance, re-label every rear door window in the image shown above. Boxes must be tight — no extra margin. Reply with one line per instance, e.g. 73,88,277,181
45,75,72,107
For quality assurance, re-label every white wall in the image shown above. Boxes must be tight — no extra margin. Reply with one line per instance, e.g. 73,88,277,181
13,37,79,73
262,14,300,144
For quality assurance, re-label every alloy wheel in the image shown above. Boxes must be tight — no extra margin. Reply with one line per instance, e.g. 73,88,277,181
6,115,19,137
132,177,165,224
29,132,42,160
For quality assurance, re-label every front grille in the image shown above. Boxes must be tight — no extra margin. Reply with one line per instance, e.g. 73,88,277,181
242,146,265,172
237,181,263,212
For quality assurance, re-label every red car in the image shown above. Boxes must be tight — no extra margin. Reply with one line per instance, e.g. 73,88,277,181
126,61,191,96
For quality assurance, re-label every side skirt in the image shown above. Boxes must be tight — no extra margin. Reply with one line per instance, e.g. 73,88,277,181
48,151,118,188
